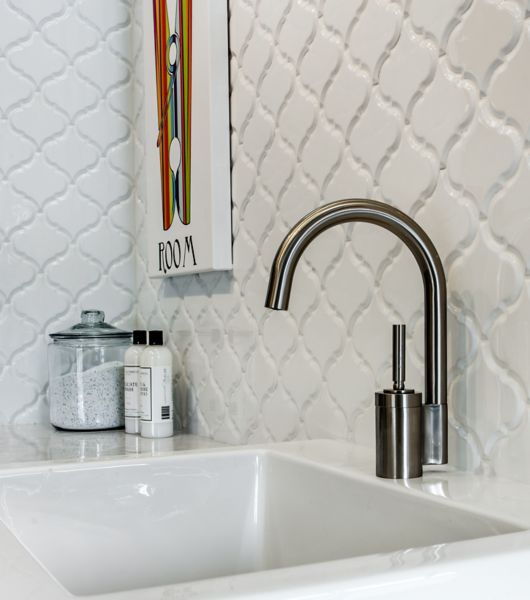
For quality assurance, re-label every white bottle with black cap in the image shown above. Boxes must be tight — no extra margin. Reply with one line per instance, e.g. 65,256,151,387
139,330,173,438
124,330,147,434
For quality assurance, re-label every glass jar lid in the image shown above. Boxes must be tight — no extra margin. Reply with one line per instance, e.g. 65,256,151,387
50,310,132,341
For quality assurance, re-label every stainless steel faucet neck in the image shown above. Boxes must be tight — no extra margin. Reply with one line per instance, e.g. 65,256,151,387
265,199,448,467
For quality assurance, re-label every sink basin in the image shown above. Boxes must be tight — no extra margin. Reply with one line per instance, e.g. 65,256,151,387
0,449,521,596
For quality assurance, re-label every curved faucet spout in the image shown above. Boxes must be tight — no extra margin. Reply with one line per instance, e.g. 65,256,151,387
265,199,447,465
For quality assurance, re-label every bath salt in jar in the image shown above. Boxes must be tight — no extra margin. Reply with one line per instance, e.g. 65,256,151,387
48,310,132,430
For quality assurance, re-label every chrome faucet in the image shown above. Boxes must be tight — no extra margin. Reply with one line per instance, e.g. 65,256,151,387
265,199,447,478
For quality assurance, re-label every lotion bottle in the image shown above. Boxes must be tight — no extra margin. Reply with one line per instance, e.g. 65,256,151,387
139,330,173,438
124,330,147,434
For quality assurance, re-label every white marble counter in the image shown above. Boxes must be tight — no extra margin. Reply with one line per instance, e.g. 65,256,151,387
0,424,222,468
1,426,530,599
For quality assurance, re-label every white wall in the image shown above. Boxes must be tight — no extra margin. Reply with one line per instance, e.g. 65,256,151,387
2,0,530,483
0,0,136,423
136,0,530,481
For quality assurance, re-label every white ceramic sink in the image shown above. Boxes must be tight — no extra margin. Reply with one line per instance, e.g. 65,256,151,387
0,448,522,597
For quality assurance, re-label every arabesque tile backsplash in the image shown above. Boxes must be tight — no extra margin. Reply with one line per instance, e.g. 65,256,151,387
0,0,136,424
2,0,530,482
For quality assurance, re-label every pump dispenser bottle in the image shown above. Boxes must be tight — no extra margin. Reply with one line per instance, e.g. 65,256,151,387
139,331,173,438
124,330,147,434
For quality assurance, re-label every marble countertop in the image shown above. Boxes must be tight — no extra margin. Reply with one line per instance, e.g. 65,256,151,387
0,424,222,468
2,426,530,599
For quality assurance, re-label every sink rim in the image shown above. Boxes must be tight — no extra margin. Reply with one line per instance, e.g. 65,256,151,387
0,441,526,531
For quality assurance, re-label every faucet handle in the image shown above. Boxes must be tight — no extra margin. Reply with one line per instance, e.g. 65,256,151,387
376,322,422,478
392,324,406,391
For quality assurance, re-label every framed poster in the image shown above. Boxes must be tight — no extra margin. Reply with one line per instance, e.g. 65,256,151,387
142,0,232,277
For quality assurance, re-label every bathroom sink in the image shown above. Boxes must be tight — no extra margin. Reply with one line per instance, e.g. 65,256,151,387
0,449,521,597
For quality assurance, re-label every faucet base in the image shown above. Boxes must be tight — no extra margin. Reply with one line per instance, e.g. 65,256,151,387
375,393,422,479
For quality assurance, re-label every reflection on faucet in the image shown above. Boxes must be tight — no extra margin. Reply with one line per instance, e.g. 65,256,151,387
265,199,448,474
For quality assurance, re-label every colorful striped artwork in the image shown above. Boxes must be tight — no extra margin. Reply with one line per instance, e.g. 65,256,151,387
152,0,192,231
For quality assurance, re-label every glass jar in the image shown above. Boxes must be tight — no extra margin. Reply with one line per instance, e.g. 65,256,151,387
48,310,132,431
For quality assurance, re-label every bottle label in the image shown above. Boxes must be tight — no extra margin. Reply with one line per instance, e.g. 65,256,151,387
124,366,140,418
140,366,173,423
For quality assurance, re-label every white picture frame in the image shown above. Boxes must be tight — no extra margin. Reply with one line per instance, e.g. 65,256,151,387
142,0,232,277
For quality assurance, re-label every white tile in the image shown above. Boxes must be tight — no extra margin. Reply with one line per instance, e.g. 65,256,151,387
299,25,341,99
379,130,436,212
491,282,530,399
447,105,519,214
8,34,67,86
10,92,66,147
0,1,32,53
0,121,34,173
42,8,99,59
0,58,34,112
409,0,468,47
447,0,521,91
348,0,402,77
349,93,401,177
411,59,475,163
14,0,65,27
452,345,525,457
44,126,100,179
490,23,530,140
379,20,436,113
449,224,524,332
